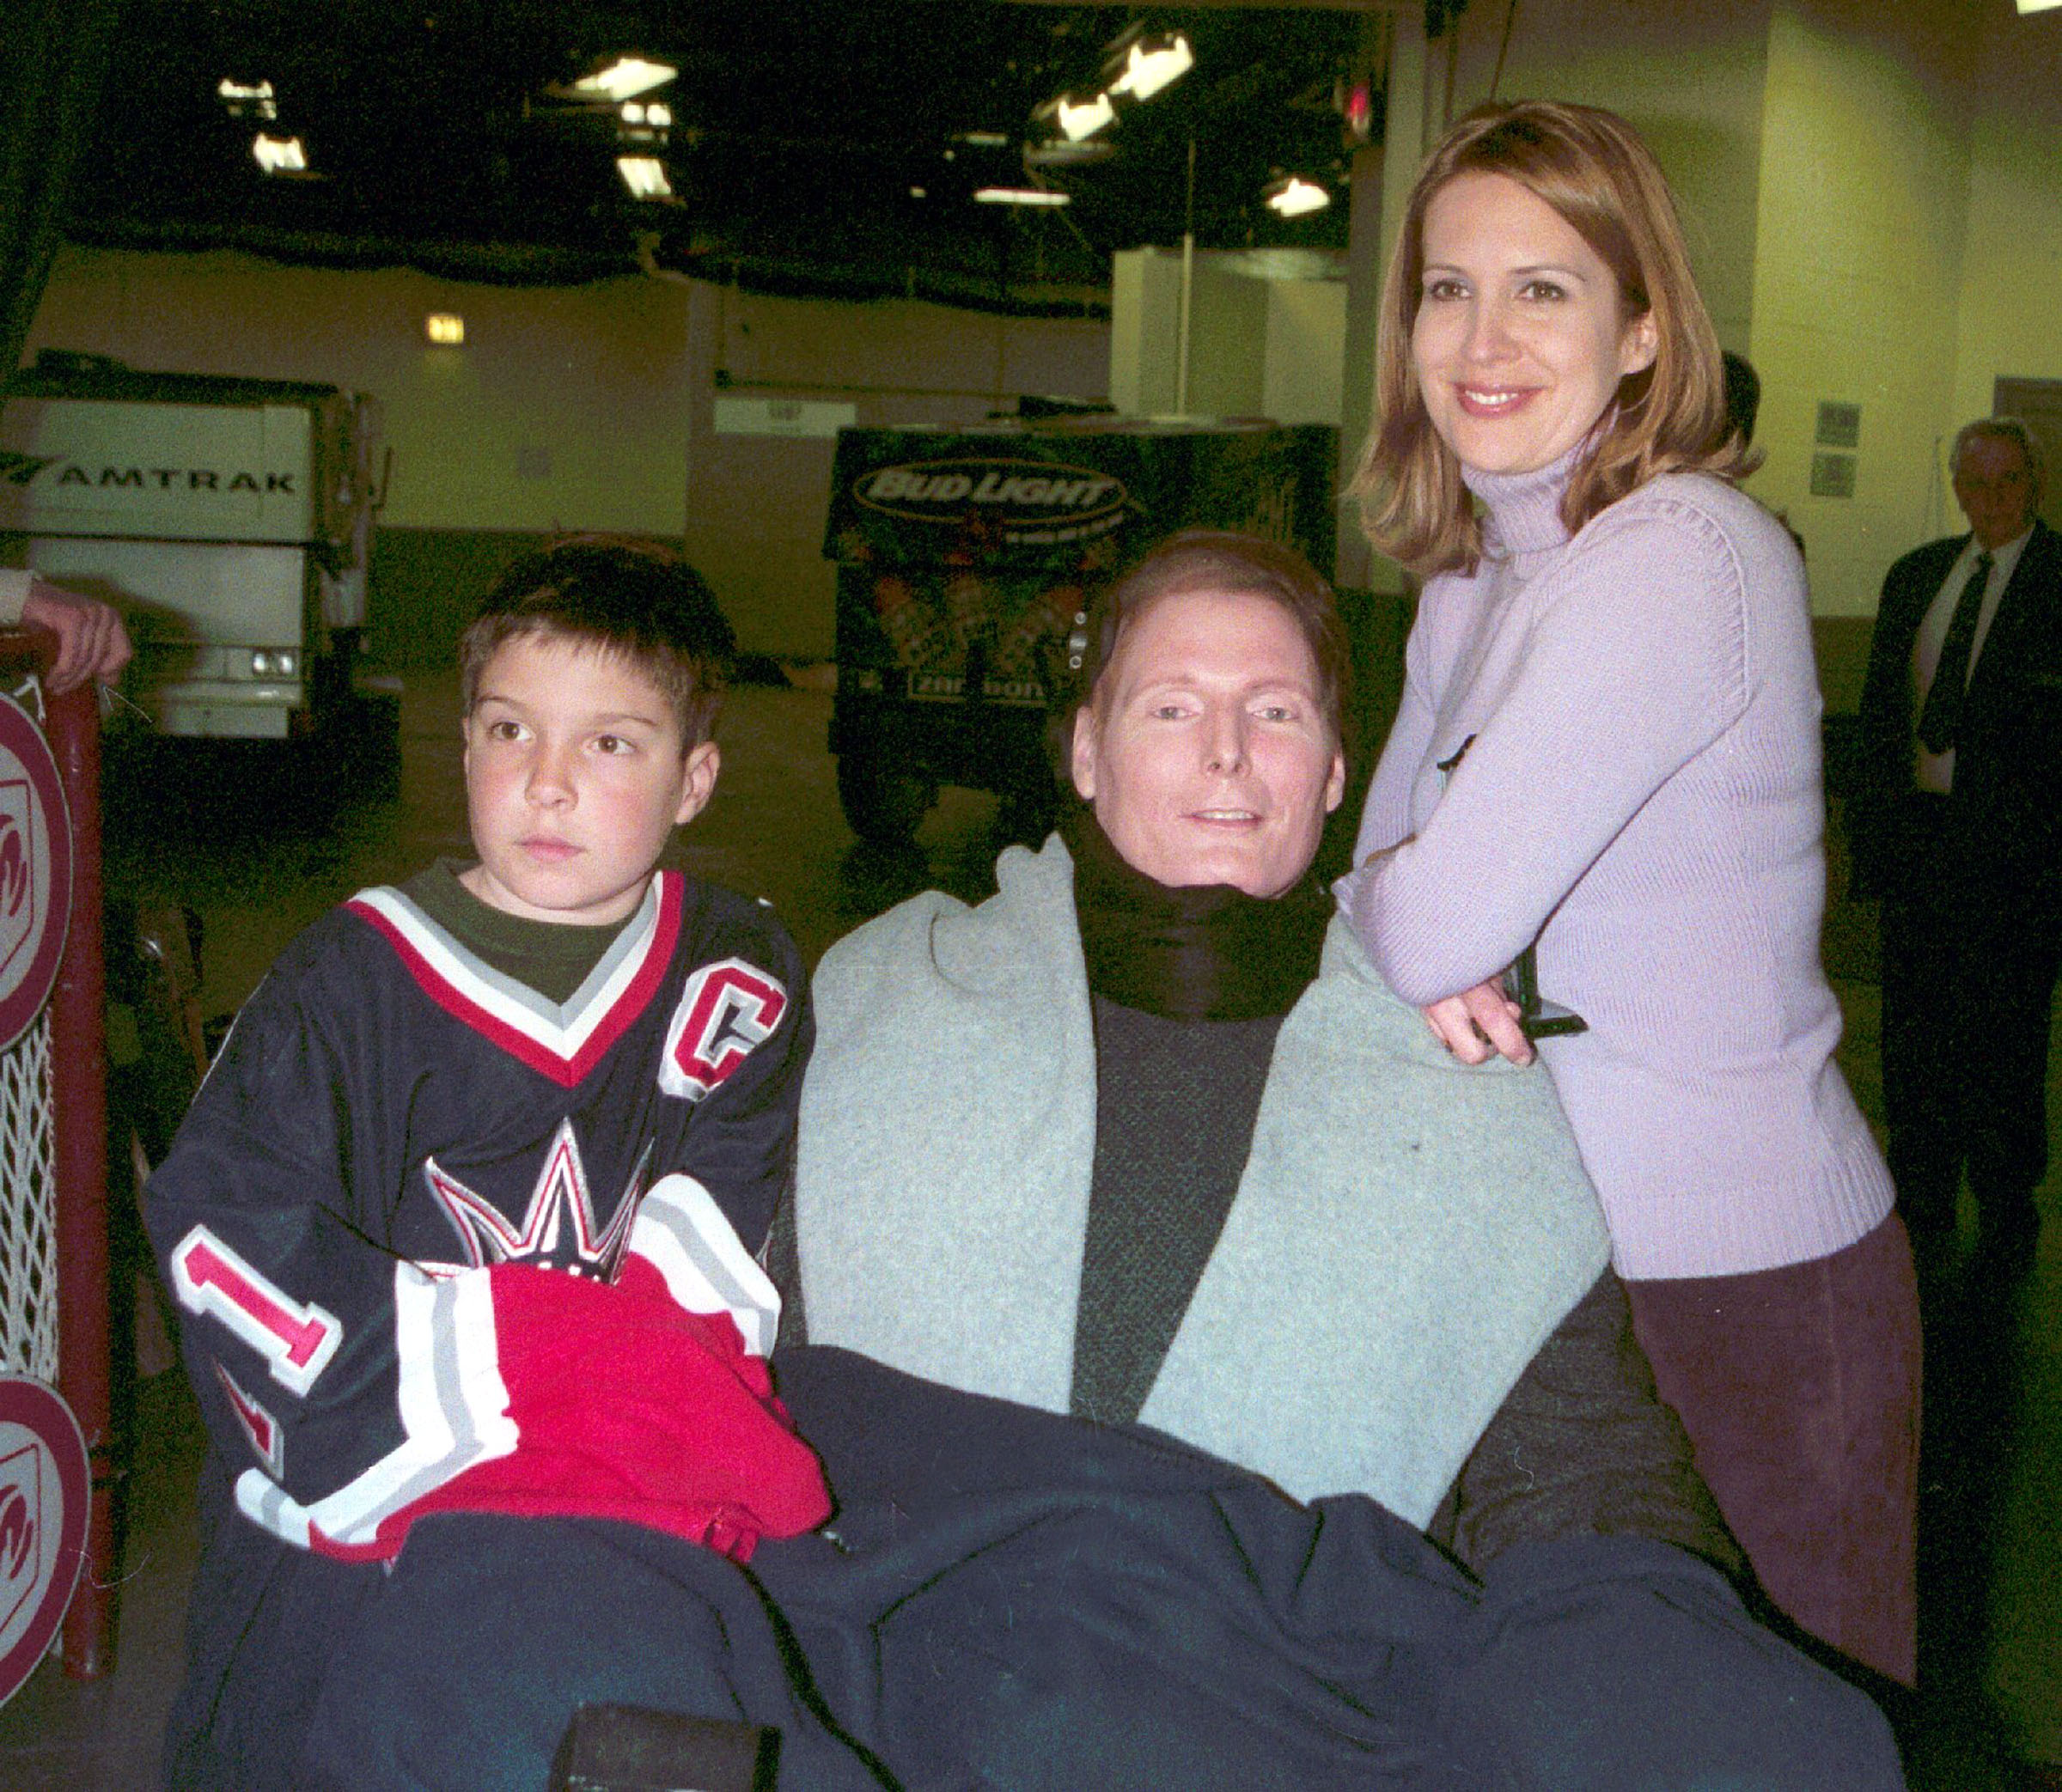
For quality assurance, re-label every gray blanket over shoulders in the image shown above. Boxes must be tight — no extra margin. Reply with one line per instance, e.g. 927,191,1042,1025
795,837,1609,1527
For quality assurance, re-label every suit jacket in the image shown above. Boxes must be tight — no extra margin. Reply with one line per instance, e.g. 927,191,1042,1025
1854,517,2062,908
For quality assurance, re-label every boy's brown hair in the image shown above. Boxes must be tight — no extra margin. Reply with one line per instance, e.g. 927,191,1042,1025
459,536,738,747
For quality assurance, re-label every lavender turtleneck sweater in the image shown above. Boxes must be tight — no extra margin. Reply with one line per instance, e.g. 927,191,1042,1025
1338,450,1892,1279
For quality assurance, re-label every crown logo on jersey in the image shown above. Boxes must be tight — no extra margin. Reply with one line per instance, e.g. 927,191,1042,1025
423,1121,650,1280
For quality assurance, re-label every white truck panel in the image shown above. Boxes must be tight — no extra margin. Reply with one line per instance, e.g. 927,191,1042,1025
27,538,310,739
26,538,307,646
0,399,324,543
0,357,386,741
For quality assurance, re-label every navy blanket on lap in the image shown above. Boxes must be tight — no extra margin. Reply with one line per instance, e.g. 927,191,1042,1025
301,1347,1901,1791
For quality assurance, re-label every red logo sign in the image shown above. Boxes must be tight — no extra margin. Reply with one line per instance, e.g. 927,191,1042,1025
0,698,70,1054
0,1376,88,1710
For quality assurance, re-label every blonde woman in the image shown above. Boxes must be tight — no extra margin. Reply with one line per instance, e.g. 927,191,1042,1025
1340,101,1917,1685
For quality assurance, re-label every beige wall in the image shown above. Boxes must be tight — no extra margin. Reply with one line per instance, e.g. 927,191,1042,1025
1108,249,1183,414
1262,279,1349,429
1107,247,1272,420
1745,0,1978,620
23,249,1109,655
26,246,699,535
1951,11,2062,451
1108,248,1345,427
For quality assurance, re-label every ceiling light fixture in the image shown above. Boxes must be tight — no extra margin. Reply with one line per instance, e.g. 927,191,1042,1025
251,134,308,174
618,99,672,145
2016,0,2062,12
973,186,1071,207
572,56,677,102
424,314,466,346
1265,175,1330,218
958,131,1010,148
1108,34,1193,102
1055,93,1114,143
616,155,674,199
217,78,277,121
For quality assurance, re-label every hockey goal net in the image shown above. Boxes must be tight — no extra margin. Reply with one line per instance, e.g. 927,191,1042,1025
0,633,113,1676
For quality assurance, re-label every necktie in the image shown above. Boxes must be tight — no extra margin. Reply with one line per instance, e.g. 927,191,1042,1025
1917,552,1994,753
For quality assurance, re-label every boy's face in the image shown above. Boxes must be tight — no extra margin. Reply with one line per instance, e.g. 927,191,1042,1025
461,632,717,926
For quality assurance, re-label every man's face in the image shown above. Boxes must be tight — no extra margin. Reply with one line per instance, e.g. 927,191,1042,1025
1953,435,2039,552
1070,587,1345,899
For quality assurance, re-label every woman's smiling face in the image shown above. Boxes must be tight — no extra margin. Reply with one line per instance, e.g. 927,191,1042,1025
1410,170,1657,478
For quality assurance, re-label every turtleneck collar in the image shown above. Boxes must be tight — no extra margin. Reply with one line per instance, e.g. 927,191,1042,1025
1461,440,1584,559
1062,804,1331,1022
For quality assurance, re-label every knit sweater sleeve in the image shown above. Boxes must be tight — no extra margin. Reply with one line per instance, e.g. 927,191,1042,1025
1428,1271,1742,1579
1347,489,1768,1006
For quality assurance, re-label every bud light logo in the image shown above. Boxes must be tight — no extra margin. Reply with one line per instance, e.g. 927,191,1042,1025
855,458,1128,530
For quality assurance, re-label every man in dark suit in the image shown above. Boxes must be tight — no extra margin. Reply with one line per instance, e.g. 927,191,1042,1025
1855,418,2062,1277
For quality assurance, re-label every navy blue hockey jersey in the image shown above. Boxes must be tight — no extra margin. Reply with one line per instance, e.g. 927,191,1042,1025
148,869,816,1561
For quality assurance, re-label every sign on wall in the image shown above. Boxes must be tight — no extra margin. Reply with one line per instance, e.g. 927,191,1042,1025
713,396,857,440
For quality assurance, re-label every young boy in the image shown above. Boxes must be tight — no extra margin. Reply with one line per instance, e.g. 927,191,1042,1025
146,539,839,1789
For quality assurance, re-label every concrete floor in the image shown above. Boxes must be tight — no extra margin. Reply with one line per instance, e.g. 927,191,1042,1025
1,672,2057,1786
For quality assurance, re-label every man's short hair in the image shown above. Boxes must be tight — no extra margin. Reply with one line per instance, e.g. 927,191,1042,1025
459,537,737,747
1951,417,2046,500
1070,529,1351,748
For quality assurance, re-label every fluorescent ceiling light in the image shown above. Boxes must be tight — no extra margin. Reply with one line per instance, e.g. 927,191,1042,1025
251,134,308,174
1266,176,1330,218
574,57,677,101
1056,93,1114,142
973,186,1071,207
617,155,674,198
958,131,1010,148
424,314,466,345
1109,34,1193,102
217,78,277,120
2016,0,2062,12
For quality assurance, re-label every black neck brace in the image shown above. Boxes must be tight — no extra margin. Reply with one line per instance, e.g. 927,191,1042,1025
1065,805,1331,1022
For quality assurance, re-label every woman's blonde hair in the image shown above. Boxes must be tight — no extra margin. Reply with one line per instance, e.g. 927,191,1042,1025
1351,100,1755,576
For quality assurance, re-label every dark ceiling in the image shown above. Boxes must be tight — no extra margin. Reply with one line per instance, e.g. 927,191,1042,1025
68,2,1380,314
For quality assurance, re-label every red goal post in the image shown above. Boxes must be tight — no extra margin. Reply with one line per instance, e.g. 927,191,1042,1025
0,628,113,1679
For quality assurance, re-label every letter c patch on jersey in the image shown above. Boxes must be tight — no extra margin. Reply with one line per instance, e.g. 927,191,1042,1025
169,1226,344,1397
659,958,788,1101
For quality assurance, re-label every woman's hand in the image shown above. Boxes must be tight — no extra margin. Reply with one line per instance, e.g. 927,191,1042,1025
1421,979,1534,1066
